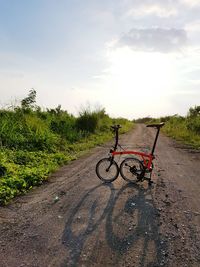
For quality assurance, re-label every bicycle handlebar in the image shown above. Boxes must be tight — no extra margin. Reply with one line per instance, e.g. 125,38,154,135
110,125,121,131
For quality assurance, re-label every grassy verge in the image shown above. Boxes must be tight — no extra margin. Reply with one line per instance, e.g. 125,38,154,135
134,106,200,149
162,117,200,149
0,97,133,205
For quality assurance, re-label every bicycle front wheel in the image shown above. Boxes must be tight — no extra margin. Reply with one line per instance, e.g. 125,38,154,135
120,157,144,183
96,158,119,183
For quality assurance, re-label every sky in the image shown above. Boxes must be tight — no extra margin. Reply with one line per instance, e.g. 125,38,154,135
0,0,200,119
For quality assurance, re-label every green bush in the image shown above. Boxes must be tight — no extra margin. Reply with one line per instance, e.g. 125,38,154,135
0,96,133,205
161,110,200,148
186,116,200,134
76,110,99,133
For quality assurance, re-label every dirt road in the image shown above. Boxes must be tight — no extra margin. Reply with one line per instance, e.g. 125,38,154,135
0,124,200,267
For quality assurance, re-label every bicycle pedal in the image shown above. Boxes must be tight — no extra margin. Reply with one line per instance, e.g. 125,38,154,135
148,180,154,185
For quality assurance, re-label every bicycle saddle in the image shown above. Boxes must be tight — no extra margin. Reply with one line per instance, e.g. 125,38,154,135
146,122,165,128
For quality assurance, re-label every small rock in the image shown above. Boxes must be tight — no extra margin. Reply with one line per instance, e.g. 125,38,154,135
163,200,171,206
54,196,59,203
59,190,66,196
161,250,166,255
173,223,178,229
183,210,189,214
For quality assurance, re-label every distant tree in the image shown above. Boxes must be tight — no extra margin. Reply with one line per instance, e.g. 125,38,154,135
55,104,62,114
188,106,200,117
134,117,153,123
47,105,65,115
21,89,36,110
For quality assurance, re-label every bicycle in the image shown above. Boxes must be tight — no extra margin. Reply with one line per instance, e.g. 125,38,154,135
95,123,165,185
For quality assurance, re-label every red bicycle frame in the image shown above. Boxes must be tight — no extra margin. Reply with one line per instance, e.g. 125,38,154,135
110,122,164,171
112,150,154,170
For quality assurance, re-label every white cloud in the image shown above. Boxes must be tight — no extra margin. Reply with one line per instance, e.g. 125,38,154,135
118,28,187,53
181,0,200,7
126,3,177,18
185,20,200,32
1,1,200,118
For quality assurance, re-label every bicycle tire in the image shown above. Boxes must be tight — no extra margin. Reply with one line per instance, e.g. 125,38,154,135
96,158,119,183
120,157,145,183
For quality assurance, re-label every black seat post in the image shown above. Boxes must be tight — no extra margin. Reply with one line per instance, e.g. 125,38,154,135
111,125,121,151
146,122,165,155
151,127,160,155
113,128,119,151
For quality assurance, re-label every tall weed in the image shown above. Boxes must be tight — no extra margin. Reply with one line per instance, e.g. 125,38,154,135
0,102,133,204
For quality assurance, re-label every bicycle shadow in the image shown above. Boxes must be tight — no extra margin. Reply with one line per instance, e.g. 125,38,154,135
61,183,115,267
105,183,168,267
61,182,168,267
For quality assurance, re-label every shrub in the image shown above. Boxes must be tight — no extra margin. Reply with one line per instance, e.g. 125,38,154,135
76,110,99,133
186,116,200,134
0,91,133,204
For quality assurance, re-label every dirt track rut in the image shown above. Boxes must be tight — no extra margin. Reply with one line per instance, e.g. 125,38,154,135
0,124,200,267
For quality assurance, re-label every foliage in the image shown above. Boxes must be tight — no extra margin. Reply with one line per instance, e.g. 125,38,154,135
134,117,154,123
76,109,100,133
0,110,60,151
21,88,37,110
133,106,200,149
188,105,200,118
141,107,200,149
162,115,200,148
0,90,133,204
186,116,200,134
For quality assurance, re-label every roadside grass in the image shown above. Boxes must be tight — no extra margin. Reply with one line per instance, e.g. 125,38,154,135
135,106,200,150
0,129,131,205
162,117,200,149
0,98,133,205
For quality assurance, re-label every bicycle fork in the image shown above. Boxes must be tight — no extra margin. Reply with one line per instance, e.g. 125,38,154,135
106,157,115,172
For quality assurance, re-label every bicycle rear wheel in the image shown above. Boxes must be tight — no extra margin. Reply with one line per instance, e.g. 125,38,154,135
96,157,119,183
120,157,144,183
